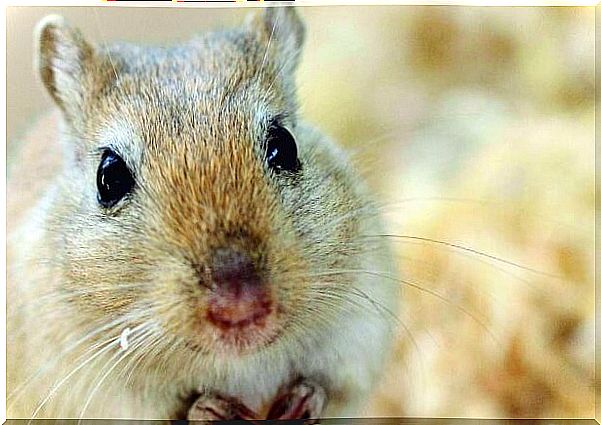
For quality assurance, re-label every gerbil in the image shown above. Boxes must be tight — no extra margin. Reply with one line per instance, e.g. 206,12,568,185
7,6,398,421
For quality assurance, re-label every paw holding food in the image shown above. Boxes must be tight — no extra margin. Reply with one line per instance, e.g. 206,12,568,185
187,379,327,423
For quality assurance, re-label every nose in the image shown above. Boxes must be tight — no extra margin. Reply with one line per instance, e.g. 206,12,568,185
206,248,272,329
210,248,259,291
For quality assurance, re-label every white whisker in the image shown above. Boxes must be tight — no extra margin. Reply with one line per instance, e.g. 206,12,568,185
77,324,153,422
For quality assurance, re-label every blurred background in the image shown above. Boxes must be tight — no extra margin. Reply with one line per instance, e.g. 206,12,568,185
6,5,595,419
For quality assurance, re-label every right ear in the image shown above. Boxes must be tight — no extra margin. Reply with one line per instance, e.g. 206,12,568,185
35,15,95,119
245,6,305,76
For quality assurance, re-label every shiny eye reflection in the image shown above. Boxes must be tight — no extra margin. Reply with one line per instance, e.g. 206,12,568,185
96,149,135,208
265,124,300,173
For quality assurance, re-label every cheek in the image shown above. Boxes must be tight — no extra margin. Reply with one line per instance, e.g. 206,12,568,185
60,217,148,313
150,261,202,315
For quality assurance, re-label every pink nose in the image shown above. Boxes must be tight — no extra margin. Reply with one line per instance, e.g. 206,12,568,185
206,248,272,330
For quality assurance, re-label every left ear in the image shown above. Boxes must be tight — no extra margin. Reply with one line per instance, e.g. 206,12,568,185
35,15,97,120
245,6,305,75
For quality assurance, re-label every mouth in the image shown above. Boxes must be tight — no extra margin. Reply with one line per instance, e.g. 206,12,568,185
207,292,272,331
205,283,281,352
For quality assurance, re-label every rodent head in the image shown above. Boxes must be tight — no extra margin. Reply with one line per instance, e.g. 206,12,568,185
36,8,370,359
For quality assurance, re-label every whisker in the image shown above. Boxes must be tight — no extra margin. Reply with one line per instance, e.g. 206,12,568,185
26,340,117,422
8,313,134,407
258,10,279,81
309,268,500,346
363,234,559,279
26,322,146,422
120,330,162,390
91,9,120,82
346,285,427,389
77,324,153,422
376,196,590,233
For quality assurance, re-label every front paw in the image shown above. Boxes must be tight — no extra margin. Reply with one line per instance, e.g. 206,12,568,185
187,392,259,423
266,378,327,423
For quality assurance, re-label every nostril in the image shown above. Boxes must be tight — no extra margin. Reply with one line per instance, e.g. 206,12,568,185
210,248,259,288
207,247,271,329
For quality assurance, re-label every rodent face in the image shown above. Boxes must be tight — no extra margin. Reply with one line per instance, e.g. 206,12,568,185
38,9,368,358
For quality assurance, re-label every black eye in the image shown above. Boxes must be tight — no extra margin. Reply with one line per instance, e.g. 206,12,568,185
96,149,135,208
265,123,300,173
